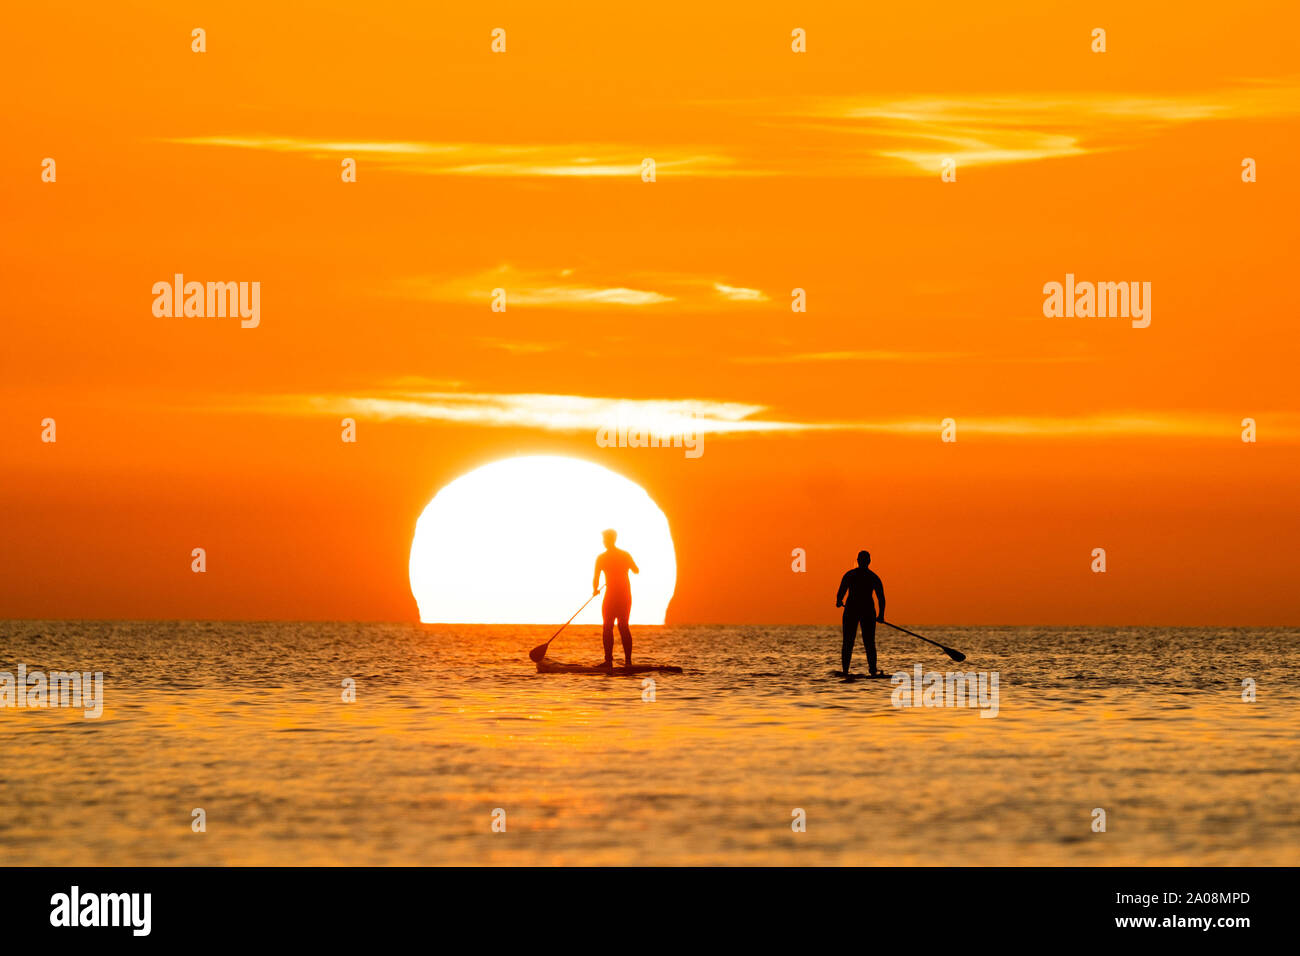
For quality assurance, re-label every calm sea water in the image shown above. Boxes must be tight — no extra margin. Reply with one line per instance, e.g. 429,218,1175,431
1,622,1297,865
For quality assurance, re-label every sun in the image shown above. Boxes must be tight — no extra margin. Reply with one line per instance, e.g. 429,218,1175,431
409,456,677,624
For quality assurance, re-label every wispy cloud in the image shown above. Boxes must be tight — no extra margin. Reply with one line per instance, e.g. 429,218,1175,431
285,391,796,436
713,282,769,303
731,349,1094,365
167,82,1300,180
396,265,768,310
165,136,733,178
733,350,964,365
398,266,671,308
231,389,1300,442
782,85,1300,173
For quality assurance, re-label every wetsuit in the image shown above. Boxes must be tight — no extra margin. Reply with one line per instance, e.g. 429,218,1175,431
837,567,884,673
594,547,638,664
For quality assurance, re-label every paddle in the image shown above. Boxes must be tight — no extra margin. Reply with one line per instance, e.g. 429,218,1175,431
529,588,604,663
881,620,967,663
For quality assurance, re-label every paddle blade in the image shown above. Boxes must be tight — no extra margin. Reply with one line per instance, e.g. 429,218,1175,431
528,642,550,663
943,646,966,663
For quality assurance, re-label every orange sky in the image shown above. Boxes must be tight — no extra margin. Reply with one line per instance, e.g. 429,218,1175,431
2,1,1298,624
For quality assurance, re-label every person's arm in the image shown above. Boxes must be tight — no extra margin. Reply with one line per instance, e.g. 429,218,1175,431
874,576,886,622
629,553,639,575
836,572,850,607
593,556,603,595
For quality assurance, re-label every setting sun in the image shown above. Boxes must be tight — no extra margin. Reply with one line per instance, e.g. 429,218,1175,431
408,456,677,624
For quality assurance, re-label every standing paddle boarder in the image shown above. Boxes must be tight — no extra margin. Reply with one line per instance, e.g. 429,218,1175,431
593,529,639,668
836,550,886,676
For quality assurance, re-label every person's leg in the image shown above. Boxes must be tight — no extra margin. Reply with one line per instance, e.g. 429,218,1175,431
611,597,631,665
618,616,632,666
601,599,615,664
862,616,878,674
841,609,856,673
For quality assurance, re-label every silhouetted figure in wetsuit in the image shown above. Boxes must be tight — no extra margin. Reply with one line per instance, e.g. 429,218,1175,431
593,528,639,667
837,550,885,675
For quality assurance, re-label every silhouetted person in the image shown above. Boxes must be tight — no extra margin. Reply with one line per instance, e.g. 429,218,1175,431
837,550,885,675
593,528,639,667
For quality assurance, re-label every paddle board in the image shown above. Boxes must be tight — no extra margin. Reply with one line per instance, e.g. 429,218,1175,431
832,670,894,681
537,660,683,675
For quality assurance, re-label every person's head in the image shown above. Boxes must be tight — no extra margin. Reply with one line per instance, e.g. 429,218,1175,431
602,529,618,549
857,550,871,568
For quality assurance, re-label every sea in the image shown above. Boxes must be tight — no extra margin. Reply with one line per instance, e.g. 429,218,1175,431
1,622,1297,865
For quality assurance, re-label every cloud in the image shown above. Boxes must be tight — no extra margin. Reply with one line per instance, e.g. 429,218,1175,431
779,86,1300,173
713,283,769,303
238,389,1300,442
296,392,792,435
396,266,769,310
733,350,964,365
165,136,732,178
167,82,1300,180
731,349,1094,365
397,266,672,308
